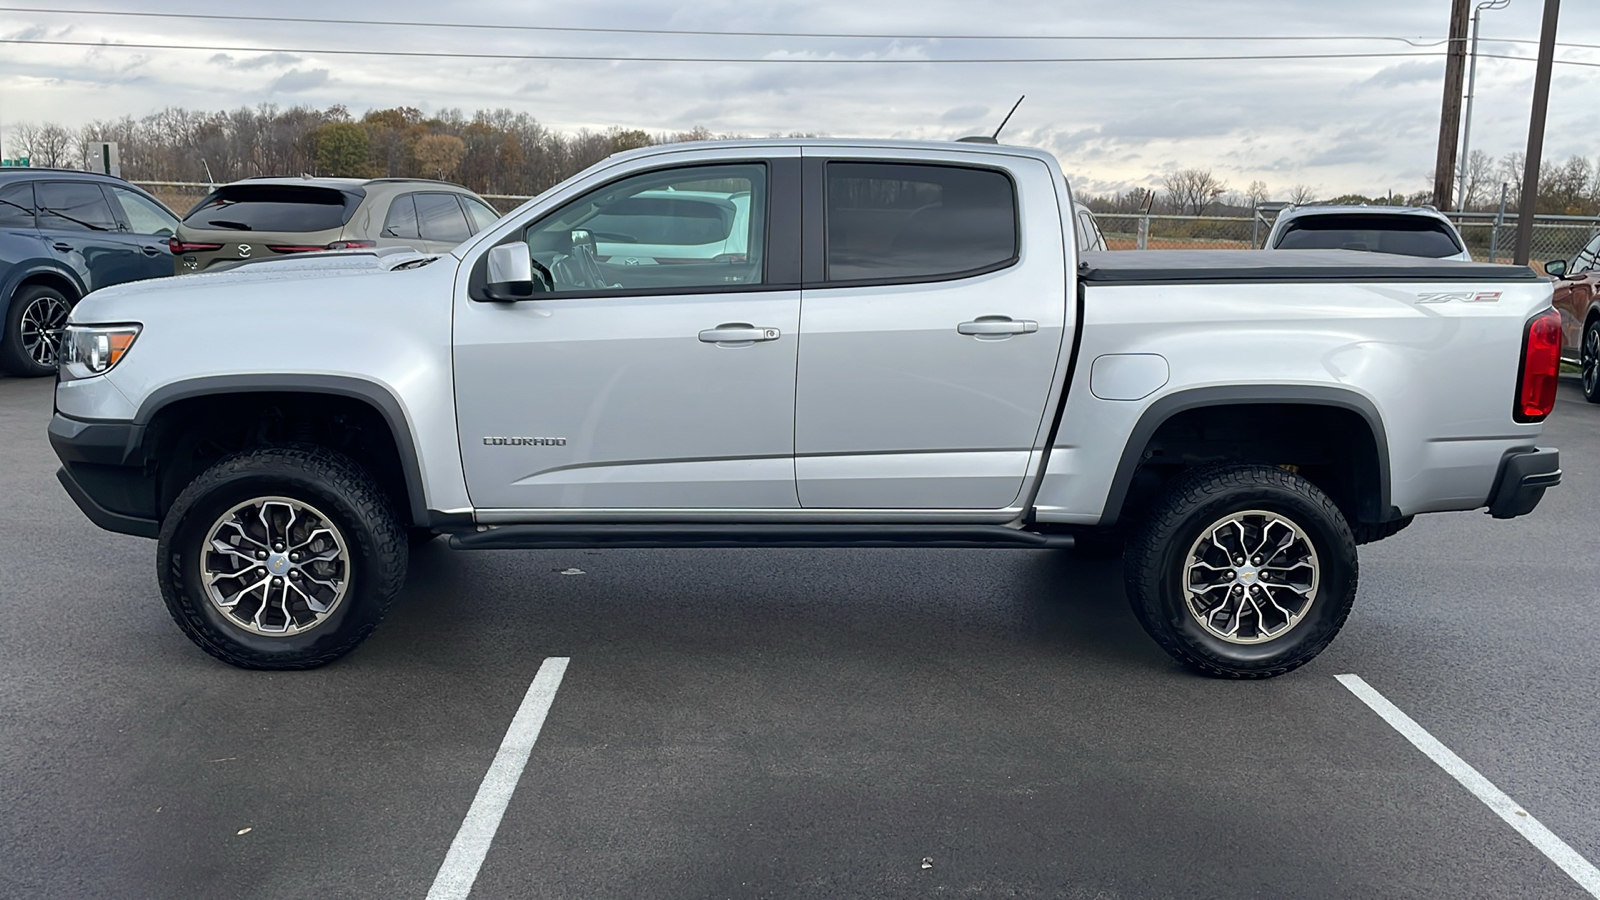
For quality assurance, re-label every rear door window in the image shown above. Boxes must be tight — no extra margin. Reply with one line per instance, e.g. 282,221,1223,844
109,187,179,236
824,162,1018,283
182,185,360,233
37,182,119,232
1573,235,1600,274
381,195,420,239
415,193,473,244
1273,214,1463,258
0,182,34,227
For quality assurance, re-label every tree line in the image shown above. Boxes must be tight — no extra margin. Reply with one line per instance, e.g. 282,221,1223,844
1081,151,1600,219
7,104,776,197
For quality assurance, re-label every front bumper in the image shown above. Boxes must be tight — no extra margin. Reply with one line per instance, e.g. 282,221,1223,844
49,413,159,538
1486,447,1560,519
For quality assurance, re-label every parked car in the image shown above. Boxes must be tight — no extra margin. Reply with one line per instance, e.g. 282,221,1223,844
53,139,1559,678
1546,232,1600,401
170,177,502,274
0,168,179,376
1073,201,1107,252
1265,205,1472,261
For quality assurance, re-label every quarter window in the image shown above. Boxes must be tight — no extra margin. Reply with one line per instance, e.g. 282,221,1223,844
1574,235,1600,275
37,182,119,232
464,197,501,232
521,163,766,294
0,182,34,228
824,162,1018,283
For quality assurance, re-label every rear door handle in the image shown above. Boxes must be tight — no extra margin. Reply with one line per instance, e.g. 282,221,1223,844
698,324,781,344
142,245,162,256
51,241,72,253
958,317,1038,336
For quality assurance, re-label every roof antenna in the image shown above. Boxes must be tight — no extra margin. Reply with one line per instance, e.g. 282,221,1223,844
956,95,1025,145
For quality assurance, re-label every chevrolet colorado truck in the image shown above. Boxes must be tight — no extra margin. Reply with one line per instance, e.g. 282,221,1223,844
48,139,1563,678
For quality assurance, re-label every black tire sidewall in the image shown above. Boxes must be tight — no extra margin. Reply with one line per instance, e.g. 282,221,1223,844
1131,471,1357,677
2,284,74,377
1584,320,1600,403
158,454,400,668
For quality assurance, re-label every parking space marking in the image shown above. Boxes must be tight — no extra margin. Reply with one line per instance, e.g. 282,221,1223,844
1337,673,1600,899
427,657,570,900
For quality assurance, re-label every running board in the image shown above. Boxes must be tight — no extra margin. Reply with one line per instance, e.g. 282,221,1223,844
449,523,1075,551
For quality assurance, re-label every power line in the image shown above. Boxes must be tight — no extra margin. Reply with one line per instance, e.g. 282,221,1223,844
0,38,1457,64
0,6,1455,44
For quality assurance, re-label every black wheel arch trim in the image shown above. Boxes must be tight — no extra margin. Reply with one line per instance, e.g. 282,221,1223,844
131,374,435,527
2,262,86,319
1096,384,1392,528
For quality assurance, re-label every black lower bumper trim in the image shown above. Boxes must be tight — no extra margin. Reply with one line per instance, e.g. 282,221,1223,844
56,467,159,538
450,523,1075,551
1487,447,1560,519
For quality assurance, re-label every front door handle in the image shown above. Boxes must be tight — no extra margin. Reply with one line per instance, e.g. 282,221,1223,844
51,241,73,253
698,324,781,344
958,317,1038,336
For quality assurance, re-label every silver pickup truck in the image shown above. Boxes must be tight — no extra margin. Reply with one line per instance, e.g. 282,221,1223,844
48,139,1562,678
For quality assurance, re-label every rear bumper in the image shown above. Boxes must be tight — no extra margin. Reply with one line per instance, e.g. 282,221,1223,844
49,413,159,538
1486,447,1560,519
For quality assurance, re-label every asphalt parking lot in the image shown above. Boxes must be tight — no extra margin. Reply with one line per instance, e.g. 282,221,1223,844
2,372,1598,899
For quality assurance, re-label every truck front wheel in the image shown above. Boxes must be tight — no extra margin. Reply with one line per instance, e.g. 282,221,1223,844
1123,465,1358,679
156,446,407,669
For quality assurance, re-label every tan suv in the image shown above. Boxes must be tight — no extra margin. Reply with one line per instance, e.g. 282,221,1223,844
169,177,502,273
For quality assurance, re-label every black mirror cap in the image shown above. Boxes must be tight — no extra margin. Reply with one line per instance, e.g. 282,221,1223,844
482,280,537,302
1544,259,1568,278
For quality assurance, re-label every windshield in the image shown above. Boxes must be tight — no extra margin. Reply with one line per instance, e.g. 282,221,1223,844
1274,213,1463,258
183,184,363,233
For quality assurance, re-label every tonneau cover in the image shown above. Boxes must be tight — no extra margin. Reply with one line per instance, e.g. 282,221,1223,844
1078,249,1540,284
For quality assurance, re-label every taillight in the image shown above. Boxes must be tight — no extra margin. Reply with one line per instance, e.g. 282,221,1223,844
326,240,376,250
1514,307,1562,422
264,245,327,254
168,238,223,254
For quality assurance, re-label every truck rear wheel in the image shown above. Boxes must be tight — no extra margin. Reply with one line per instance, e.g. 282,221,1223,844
1123,465,1358,679
156,446,407,669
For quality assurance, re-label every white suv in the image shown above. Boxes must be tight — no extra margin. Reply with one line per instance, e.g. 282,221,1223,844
1266,205,1472,262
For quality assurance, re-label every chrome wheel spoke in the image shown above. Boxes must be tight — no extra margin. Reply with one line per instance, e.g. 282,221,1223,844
200,495,350,637
1183,509,1320,645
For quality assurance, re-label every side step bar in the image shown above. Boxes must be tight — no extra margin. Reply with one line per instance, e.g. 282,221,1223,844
450,524,1076,551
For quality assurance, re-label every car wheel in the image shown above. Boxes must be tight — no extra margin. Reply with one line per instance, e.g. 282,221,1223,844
157,445,407,670
1123,464,1358,679
1582,319,1600,403
0,283,75,377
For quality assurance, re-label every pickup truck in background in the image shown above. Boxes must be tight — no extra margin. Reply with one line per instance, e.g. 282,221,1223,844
49,139,1562,678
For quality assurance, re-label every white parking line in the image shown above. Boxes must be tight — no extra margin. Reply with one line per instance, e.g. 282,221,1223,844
427,657,571,900
1337,673,1600,899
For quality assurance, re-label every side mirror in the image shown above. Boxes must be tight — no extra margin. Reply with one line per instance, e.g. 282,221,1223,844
483,242,537,301
1544,259,1568,279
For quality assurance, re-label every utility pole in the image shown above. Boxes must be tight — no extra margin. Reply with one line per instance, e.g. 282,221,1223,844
1458,0,1511,211
1514,0,1560,266
1433,0,1471,211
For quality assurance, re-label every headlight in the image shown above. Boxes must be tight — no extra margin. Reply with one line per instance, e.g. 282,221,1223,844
60,324,141,381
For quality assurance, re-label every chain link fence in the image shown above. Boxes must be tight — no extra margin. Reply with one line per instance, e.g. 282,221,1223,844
135,181,1599,269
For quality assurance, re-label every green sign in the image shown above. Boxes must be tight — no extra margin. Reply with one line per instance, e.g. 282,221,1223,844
1,158,29,167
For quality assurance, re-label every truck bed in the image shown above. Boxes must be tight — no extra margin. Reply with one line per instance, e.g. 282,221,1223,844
1078,249,1540,285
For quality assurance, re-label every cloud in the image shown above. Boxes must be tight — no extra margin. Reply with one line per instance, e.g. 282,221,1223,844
269,68,329,93
1365,61,1442,89
211,52,302,71
940,104,988,124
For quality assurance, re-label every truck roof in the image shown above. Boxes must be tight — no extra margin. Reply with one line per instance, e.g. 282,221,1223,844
605,137,1061,167
1079,249,1539,284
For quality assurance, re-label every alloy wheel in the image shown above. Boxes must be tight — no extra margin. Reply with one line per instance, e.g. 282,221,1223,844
19,293,70,368
1183,509,1320,644
200,496,351,636
1584,324,1599,397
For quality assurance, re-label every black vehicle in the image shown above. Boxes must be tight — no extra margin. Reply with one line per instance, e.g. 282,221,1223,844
0,169,179,376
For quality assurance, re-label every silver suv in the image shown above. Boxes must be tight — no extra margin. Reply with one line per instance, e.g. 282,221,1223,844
170,177,502,273
1266,205,1472,261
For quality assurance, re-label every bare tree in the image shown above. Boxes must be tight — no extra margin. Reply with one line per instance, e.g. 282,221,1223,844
1161,168,1228,215
13,122,76,167
1461,150,1495,210
1245,180,1270,206
1287,184,1318,205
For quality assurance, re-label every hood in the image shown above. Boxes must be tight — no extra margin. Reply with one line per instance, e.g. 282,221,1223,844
72,247,448,322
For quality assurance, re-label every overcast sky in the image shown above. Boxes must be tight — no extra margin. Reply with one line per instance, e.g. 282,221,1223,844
1,0,1597,199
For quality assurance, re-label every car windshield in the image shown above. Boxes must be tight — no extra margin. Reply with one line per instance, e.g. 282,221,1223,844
1275,213,1463,258
183,185,362,233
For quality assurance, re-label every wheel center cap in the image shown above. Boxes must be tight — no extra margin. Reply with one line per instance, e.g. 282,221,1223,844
267,553,291,574
1236,566,1260,584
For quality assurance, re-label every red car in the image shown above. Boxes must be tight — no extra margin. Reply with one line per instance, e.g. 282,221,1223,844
1549,233,1600,401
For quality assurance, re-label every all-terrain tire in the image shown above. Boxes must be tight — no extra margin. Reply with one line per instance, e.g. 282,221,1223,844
1123,464,1358,679
157,445,407,669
